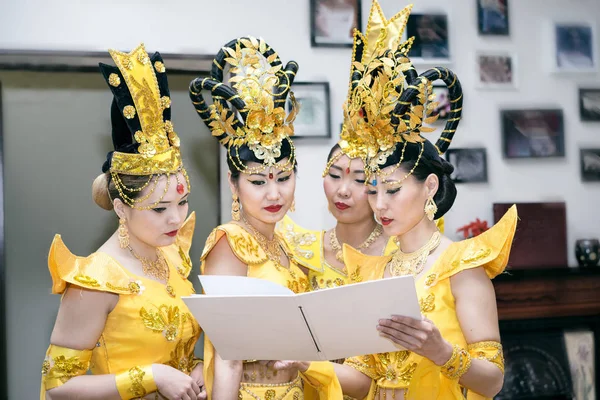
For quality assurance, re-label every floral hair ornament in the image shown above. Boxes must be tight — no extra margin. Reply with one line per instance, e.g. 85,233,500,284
189,37,299,177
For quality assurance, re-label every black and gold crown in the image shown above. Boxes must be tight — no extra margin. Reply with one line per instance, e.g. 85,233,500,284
339,1,463,181
189,36,299,174
98,44,189,208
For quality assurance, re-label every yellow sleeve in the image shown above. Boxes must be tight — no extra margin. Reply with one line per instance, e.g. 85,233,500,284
276,215,324,273
48,236,136,295
40,344,92,399
161,212,195,278
342,243,391,283
200,223,268,271
436,204,518,281
301,361,344,400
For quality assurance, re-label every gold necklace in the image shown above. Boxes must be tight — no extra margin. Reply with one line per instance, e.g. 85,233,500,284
389,231,442,277
127,245,175,297
241,214,285,270
329,224,383,263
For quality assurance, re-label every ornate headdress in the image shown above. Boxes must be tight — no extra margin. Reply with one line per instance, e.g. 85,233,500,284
189,36,299,175
340,1,463,183
98,43,189,209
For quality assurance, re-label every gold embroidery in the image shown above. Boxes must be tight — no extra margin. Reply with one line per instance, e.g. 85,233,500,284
229,233,265,263
468,341,504,373
108,73,121,87
350,266,363,283
105,280,145,295
128,366,148,396
43,355,87,381
461,248,492,264
424,273,437,287
265,390,276,400
166,313,201,374
123,105,136,119
140,305,181,341
280,223,317,260
419,293,435,313
137,51,150,65
154,61,166,73
160,96,171,110
73,275,101,288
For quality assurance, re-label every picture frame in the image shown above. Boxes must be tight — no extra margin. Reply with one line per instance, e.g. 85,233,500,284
310,0,362,48
477,0,509,36
431,85,451,120
551,21,598,73
445,148,488,183
476,51,517,89
287,82,332,139
579,89,600,121
580,148,600,182
501,109,565,159
406,13,450,63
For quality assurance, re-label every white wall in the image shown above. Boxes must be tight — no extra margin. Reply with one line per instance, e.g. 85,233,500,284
1,1,600,396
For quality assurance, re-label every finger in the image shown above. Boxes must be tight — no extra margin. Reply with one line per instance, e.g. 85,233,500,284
390,315,427,329
191,382,201,396
379,332,415,350
197,391,207,400
379,319,427,340
377,326,421,348
182,392,193,400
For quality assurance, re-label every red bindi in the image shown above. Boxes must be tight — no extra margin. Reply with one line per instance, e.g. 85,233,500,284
176,183,184,194
269,172,274,179
346,167,350,174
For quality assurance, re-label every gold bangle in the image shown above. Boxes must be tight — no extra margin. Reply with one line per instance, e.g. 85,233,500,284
441,345,471,380
468,341,504,374
115,365,157,399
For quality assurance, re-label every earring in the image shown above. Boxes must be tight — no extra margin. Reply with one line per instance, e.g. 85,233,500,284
231,193,241,221
290,199,296,212
424,197,437,221
118,218,129,249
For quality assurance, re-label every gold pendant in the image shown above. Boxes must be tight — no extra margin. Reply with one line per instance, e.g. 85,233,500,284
166,284,176,298
336,250,344,263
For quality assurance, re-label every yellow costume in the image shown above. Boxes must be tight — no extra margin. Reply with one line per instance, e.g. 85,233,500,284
200,223,342,399
343,205,517,399
278,215,444,290
41,214,200,398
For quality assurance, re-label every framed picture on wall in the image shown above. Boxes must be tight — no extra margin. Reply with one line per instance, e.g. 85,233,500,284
552,21,597,72
310,0,361,48
287,82,331,139
406,13,450,62
477,0,509,36
580,148,600,182
476,52,517,89
501,109,565,158
431,85,451,120
579,89,600,121
445,148,488,183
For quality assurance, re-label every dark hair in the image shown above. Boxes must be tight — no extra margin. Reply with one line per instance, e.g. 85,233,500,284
380,140,456,219
326,143,342,162
92,172,156,210
228,138,297,182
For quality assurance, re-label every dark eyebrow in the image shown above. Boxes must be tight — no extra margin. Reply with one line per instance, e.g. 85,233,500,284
353,169,365,174
158,193,189,204
330,165,343,171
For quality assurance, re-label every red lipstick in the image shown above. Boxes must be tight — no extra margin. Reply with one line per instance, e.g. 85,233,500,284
264,205,283,213
335,202,350,210
381,218,393,226
166,230,178,237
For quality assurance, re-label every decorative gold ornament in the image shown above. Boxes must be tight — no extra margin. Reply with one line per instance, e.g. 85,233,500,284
389,231,441,277
241,213,284,268
123,105,136,119
290,199,296,212
127,246,174,297
108,73,121,87
160,96,171,110
231,193,241,221
329,224,383,263
424,197,437,221
154,61,166,73
118,218,129,249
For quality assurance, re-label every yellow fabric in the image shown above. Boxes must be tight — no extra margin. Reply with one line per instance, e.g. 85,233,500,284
468,341,504,374
41,345,92,391
200,223,342,399
239,375,303,399
343,205,518,399
115,365,156,399
41,213,200,399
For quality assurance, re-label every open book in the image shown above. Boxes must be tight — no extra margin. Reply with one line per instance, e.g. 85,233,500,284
182,275,421,361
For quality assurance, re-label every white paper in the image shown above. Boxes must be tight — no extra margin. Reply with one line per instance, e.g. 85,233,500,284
182,275,421,361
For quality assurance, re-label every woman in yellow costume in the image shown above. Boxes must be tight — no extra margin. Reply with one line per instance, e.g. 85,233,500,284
278,1,517,399
278,140,444,292
40,45,206,400
189,37,342,400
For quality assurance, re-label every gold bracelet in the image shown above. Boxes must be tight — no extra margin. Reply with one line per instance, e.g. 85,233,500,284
441,345,472,380
115,365,157,399
468,341,504,374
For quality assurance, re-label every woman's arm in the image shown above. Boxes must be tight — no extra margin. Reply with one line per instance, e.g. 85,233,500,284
45,285,201,400
203,236,248,400
451,267,504,397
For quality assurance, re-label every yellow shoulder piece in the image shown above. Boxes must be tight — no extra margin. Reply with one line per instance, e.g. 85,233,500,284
342,243,391,283
437,205,518,281
200,223,268,266
48,235,135,295
435,217,445,234
276,214,323,273
161,212,196,279
383,236,398,256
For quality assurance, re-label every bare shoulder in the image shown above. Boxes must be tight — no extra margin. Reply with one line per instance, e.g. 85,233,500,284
203,234,248,277
50,284,117,349
450,266,495,300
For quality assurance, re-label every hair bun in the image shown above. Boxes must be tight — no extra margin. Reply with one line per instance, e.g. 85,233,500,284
441,158,455,175
92,173,114,210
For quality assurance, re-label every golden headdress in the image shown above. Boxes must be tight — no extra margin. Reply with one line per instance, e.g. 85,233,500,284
339,1,464,183
98,43,189,209
189,37,299,175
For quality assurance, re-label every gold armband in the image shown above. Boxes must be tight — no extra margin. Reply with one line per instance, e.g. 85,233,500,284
441,344,472,380
468,341,505,374
42,344,92,390
116,365,157,399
